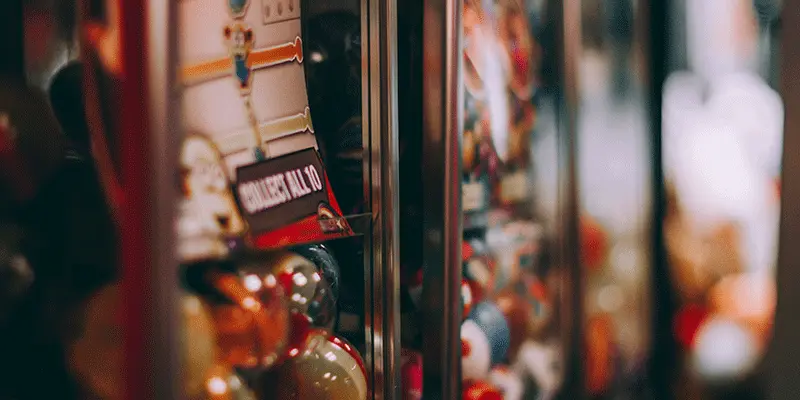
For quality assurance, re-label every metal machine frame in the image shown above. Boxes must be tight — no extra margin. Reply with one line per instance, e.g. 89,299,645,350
415,0,580,397
89,0,800,398
769,1,800,397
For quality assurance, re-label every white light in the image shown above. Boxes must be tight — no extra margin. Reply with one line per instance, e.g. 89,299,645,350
244,274,262,292
610,244,639,279
312,272,322,282
310,51,324,63
325,351,338,362
692,317,758,381
462,283,473,306
242,297,259,310
289,348,300,357
264,274,277,288
263,354,278,366
597,285,624,312
207,376,228,395
293,272,308,287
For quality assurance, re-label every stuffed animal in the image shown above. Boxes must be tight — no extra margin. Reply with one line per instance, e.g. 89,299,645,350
178,135,246,261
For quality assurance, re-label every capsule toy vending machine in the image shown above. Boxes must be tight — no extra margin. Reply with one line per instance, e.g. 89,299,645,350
397,0,577,398
570,0,654,397
658,0,784,398
173,0,400,398
74,0,400,397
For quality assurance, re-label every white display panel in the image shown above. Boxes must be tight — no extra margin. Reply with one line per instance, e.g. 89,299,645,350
180,0,316,177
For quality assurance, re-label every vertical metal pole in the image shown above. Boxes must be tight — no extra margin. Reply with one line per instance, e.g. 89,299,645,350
379,0,401,397
360,0,376,395
367,0,401,396
555,0,583,397
421,0,463,397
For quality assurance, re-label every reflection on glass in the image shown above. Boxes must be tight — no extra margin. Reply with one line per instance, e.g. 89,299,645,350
23,0,79,89
459,0,564,398
576,0,652,397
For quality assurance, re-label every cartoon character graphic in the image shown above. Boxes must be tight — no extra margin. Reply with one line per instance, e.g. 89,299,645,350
229,0,250,18
224,23,255,95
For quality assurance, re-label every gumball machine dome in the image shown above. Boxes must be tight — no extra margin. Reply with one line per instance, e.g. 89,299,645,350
291,244,342,303
197,265,291,370
239,251,338,357
257,332,368,400
181,295,257,400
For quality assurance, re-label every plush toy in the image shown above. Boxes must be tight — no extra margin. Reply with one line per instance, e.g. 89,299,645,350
178,135,246,261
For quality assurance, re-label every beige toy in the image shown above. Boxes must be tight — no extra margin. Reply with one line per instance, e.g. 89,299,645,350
178,135,246,261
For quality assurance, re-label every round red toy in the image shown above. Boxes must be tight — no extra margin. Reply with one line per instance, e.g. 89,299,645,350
401,348,423,400
462,319,492,381
580,215,608,271
463,380,504,400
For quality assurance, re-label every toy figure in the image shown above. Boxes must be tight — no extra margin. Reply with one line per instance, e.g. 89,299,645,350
224,23,255,95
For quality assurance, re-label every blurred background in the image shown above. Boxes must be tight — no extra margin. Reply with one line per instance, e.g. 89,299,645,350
0,0,797,399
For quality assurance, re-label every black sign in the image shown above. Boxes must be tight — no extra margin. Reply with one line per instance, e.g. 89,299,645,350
235,148,329,234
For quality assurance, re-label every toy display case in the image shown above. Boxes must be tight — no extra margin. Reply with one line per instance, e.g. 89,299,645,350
572,0,654,397
175,0,399,397
4,0,800,399
658,0,784,397
72,0,400,398
395,0,580,398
